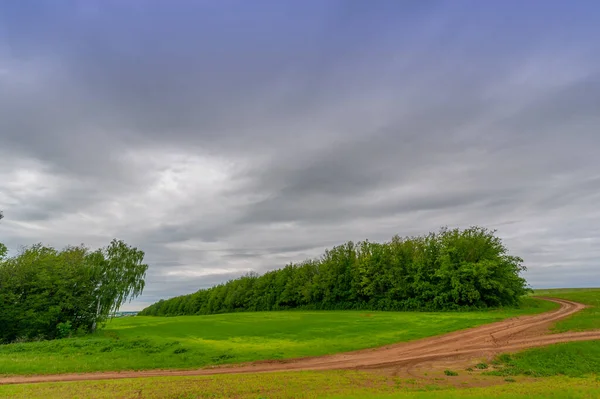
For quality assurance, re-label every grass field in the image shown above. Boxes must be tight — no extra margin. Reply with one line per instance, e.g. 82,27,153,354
533,288,600,332
488,288,600,378
0,298,556,376
0,371,598,399
1,290,598,398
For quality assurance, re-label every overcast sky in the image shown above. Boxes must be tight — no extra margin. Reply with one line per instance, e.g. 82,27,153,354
1,1,599,310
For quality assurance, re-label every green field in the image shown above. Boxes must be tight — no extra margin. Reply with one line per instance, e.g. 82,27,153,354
488,288,600,378
1,289,599,398
0,297,555,376
0,371,597,399
533,288,600,332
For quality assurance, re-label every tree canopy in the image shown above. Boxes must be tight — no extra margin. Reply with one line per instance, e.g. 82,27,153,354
0,238,148,343
140,226,530,316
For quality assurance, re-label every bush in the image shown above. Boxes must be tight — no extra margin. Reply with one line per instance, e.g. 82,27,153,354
56,321,73,339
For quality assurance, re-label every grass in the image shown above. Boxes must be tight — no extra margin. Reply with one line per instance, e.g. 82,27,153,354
488,288,600,378
533,288,600,332
0,371,597,399
1,290,598,397
489,342,600,377
0,297,555,376
331,376,600,399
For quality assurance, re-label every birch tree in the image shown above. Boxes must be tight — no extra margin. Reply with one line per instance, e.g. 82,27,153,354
88,239,148,331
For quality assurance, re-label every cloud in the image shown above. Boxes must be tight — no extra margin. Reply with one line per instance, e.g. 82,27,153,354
1,1,599,310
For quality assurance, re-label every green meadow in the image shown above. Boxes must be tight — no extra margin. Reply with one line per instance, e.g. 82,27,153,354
533,288,600,332
0,297,554,376
1,289,599,398
486,288,600,378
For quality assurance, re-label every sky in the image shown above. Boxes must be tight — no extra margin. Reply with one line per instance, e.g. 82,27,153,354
1,1,599,310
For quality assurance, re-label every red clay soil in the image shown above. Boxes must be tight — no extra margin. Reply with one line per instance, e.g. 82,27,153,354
1,297,599,385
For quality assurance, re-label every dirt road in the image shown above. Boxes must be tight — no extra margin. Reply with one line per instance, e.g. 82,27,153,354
1,297,599,385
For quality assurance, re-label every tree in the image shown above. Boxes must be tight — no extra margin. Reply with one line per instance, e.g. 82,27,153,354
87,239,148,331
0,238,148,343
0,211,6,266
139,226,530,316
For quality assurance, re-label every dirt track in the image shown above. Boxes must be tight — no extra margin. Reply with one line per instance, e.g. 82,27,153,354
2,297,599,385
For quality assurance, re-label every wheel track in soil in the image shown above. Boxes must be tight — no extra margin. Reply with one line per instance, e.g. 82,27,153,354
1,297,599,385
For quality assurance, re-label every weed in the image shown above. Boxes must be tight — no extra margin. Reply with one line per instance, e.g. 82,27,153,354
443,370,458,376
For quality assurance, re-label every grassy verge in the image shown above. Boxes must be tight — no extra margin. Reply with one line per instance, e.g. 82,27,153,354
0,371,597,399
0,297,555,376
488,342,600,377
533,288,600,332
489,288,600,378
332,376,600,399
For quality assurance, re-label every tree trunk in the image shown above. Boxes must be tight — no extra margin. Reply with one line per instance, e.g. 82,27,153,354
91,299,101,332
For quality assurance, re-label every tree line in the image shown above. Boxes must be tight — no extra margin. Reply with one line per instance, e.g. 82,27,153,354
0,211,148,343
140,226,530,316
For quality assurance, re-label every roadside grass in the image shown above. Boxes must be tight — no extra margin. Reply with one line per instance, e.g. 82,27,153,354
0,297,555,376
331,376,600,399
488,288,600,378
487,342,600,377
533,288,600,332
0,372,597,399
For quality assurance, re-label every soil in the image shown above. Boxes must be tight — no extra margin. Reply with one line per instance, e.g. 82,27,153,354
1,297,599,385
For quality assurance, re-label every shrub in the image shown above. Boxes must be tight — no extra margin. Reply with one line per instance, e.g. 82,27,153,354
56,321,73,339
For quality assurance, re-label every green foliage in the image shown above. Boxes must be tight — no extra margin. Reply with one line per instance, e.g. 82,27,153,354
0,239,148,343
443,370,458,376
86,239,148,331
0,300,553,375
140,227,529,316
56,322,73,339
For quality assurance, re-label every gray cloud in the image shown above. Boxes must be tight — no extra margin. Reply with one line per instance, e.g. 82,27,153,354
1,1,599,310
